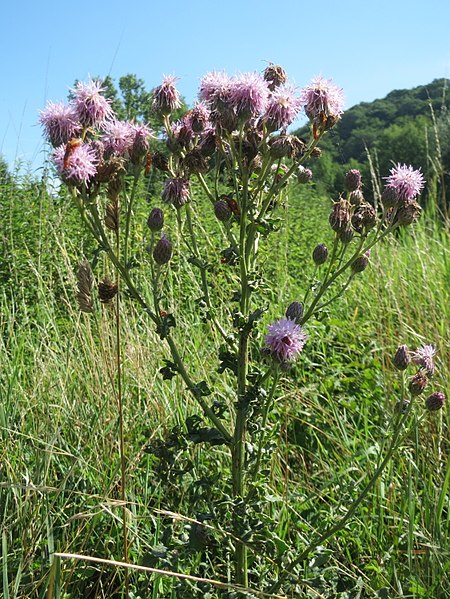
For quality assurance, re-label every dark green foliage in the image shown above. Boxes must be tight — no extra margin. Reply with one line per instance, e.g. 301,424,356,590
295,78,450,210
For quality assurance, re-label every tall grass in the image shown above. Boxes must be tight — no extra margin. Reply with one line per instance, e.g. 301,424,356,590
1,172,449,597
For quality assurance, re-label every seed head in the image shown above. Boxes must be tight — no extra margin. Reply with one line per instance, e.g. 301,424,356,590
98,278,118,303
329,199,351,233
263,63,287,91
297,165,313,184
408,370,428,396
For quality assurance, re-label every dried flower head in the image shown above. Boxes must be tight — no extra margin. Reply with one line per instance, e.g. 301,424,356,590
412,344,436,376
264,317,307,363
153,75,182,115
71,79,114,128
329,199,351,233
40,101,81,147
76,261,94,313
300,76,344,125
408,370,428,396
98,278,118,303
264,84,302,131
384,163,425,201
161,177,191,208
395,200,422,226
263,63,287,91
297,165,313,184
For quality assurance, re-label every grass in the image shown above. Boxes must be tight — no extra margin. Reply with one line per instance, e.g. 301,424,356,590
1,172,449,597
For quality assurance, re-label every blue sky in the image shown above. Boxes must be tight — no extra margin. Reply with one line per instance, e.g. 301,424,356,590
1,0,449,172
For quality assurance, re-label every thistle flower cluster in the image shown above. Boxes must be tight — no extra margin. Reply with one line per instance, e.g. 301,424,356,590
393,343,444,411
40,79,153,184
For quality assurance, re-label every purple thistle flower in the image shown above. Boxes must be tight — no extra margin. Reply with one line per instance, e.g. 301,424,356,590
384,163,425,201
229,72,269,120
39,101,81,147
199,71,233,111
71,80,114,128
264,84,302,131
162,177,190,208
130,122,153,162
300,76,344,123
153,75,182,115
264,317,307,363
412,344,436,375
101,119,136,155
53,142,98,184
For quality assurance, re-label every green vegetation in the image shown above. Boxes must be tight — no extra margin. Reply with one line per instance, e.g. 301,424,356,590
1,77,449,598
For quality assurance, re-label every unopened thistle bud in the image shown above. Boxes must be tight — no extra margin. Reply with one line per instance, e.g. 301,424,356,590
381,186,399,209
329,199,351,233
76,261,94,313
425,391,445,411
297,165,313,184
153,235,172,265
98,278,118,303
312,243,329,265
393,345,410,371
351,251,370,274
338,226,354,244
349,189,364,207
285,301,304,323
147,207,164,231
345,169,362,192
408,370,428,396
214,199,232,222
263,63,287,91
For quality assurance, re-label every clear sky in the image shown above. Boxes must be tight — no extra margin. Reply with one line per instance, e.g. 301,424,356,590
1,0,449,172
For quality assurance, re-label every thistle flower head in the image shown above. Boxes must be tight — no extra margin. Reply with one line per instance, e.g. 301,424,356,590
199,71,233,111
264,84,302,131
130,122,153,162
153,75,182,115
412,344,436,376
229,72,269,120
186,102,211,133
101,119,135,155
264,317,307,363
345,169,362,192
393,344,410,371
384,163,425,201
153,234,173,265
39,101,81,147
53,142,98,184
71,79,114,128
300,76,344,124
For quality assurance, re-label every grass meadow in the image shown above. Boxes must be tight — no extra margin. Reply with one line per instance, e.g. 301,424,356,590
1,169,449,598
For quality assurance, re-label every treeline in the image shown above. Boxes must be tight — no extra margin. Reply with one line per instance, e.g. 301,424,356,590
295,78,450,213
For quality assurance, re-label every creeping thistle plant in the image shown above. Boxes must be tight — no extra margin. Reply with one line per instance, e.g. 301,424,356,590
41,67,442,596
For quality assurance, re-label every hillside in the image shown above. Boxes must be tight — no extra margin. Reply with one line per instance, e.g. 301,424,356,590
296,78,450,203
